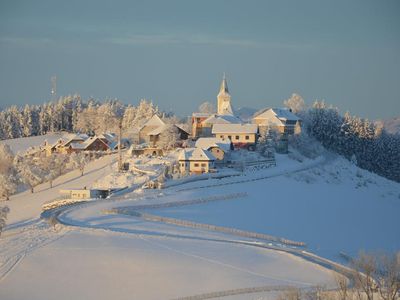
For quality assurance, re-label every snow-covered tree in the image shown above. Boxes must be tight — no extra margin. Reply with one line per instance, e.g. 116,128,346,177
158,125,180,150
0,174,17,201
14,155,44,194
284,93,306,114
0,206,10,236
68,152,89,176
198,101,216,114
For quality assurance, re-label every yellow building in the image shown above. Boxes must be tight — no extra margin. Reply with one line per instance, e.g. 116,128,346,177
178,148,216,175
212,124,258,150
253,108,301,136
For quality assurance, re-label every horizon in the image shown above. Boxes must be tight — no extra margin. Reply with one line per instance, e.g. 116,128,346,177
1,0,400,120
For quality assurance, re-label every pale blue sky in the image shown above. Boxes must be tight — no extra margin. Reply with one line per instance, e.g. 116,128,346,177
0,0,399,119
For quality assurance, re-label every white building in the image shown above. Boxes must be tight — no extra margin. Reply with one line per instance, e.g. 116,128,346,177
212,123,258,150
178,148,216,174
253,108,301,136
195,137,232,163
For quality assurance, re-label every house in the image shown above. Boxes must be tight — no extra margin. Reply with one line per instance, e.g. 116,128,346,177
191,112,212,137
178,148,216,174
212,124,258,150
197,114,242,138
43,133,91,156
146,124,189,147
139,114,189,147
139,114,165,143
253,108,301,136
82,136,110,151
98,133,117,145
59,188,107,199
195,137,232,163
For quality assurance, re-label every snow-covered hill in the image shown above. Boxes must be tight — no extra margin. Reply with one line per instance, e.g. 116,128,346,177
1,151,399,299
152,155,400,262
0,132,66,155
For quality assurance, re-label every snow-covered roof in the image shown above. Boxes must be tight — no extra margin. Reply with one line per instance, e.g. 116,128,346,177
69,142,86,150
109,139,130,150
142,114,165,128
81,136,110,150
195,137,231,152
253,108,300,122
212,124,258,134
147,124,189,136
178,148,215,161
202,114,241,125
147,125,166,136
98,133,116,143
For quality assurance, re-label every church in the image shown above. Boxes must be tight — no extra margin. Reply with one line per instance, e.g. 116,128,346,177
191,75,242,138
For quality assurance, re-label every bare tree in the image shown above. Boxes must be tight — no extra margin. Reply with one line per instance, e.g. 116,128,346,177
334,273,352,300
351,252,377,300
376,252,400,300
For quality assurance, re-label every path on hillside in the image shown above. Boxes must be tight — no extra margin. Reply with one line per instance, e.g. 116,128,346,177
0,154,117,281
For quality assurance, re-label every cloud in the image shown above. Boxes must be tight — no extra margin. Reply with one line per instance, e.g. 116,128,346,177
105,33,264,48
0,36,53,47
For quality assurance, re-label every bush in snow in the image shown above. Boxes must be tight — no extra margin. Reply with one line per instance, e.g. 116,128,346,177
288,131,325,160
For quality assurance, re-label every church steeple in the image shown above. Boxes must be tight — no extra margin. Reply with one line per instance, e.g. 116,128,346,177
217,73,233,115
219,72,229,95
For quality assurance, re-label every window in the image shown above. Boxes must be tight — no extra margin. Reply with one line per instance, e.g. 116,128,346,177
235,136,239,140
194,163,199,167
228,135,232,140
220,135,224,139
201,163,206,167
245,135,249,140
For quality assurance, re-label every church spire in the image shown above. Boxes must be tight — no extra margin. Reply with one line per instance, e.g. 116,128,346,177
219,73,229,95
217,73,233,115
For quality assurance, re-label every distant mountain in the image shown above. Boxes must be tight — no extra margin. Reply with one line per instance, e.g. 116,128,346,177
383,117,400,135
235,107,258,122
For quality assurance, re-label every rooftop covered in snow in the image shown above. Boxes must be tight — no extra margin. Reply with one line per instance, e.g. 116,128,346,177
212,123,258,134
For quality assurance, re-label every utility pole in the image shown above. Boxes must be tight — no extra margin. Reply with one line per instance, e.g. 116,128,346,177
118,118,122,172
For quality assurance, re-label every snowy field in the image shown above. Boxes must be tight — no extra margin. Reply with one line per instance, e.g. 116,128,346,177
150,155,400,262
1,151,399,299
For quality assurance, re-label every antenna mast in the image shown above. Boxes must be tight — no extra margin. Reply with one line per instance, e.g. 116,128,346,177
51,76,57,101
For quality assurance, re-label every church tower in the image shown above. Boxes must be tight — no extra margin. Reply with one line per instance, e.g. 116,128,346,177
217,74,234,115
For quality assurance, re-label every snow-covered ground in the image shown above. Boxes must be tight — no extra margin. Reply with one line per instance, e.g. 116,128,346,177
151,155,400,262
1,150,399,299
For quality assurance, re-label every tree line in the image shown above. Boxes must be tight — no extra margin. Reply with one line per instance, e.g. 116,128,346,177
285,94,400,183
0,96,160,140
